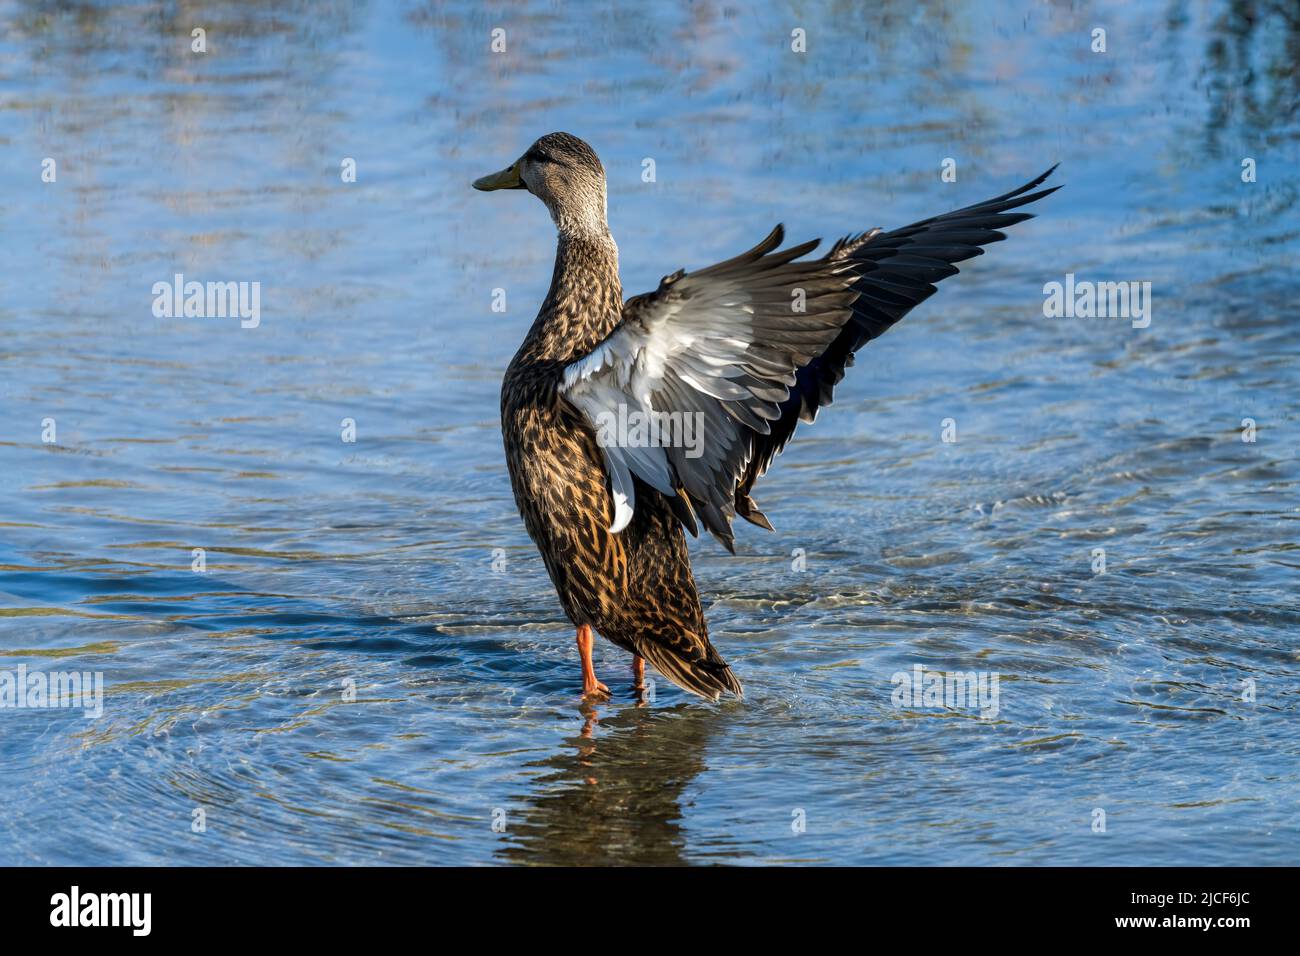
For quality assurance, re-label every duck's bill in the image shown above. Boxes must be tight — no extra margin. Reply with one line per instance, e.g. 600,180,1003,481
472,164,525,191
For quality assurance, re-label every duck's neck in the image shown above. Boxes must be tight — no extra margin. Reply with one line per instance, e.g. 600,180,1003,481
516,231,623,367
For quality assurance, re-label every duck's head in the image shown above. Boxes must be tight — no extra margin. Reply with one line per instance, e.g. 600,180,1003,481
473,132,609,239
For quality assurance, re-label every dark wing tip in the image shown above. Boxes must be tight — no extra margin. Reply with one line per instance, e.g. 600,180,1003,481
1022,183,1063,204
1006,164,1062,198
1029,162,1061,187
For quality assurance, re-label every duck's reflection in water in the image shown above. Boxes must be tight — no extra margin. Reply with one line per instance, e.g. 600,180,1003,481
498,701,718,866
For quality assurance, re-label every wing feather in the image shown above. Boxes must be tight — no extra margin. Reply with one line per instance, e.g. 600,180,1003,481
560,167,1061,549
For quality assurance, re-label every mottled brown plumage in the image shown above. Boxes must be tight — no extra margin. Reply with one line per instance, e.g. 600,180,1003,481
497,199,741,700
476,132,1058,701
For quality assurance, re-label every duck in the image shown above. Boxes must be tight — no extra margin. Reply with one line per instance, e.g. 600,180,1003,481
475,132,1057,702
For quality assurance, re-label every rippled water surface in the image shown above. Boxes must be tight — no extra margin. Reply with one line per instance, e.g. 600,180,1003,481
1,0,1297,865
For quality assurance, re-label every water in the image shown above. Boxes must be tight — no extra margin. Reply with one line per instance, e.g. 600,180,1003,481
1,0,1296,866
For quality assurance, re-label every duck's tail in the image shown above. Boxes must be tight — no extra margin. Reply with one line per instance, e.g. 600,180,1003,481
636,632,744,702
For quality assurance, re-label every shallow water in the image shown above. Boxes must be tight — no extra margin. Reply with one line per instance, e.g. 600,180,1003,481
1,0,1297,865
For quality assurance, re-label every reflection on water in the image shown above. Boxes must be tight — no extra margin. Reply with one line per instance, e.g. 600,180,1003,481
1,0,1297,865
498,704,715,866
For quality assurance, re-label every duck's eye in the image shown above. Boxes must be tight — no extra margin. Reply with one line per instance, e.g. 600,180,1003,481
527,148,567,167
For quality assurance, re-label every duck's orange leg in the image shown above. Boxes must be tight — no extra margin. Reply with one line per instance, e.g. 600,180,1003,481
631,653,648,705
576,624,610,699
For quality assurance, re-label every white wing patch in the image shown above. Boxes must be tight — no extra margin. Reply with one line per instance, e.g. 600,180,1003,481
558,233,858,536
563,315,703,533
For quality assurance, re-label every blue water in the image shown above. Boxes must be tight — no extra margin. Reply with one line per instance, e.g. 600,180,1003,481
0,0,1296,865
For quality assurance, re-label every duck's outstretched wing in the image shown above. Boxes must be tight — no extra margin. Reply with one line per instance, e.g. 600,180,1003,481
561,166,1060,551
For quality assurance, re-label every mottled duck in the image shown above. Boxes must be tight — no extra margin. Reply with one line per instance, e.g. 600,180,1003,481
475,132,1057,701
